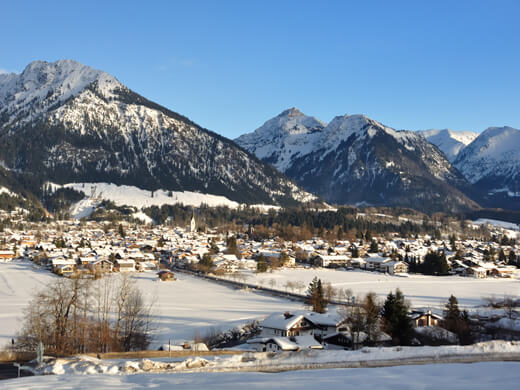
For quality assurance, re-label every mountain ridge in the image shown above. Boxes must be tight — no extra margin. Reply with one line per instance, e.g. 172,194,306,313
236,108,479,212
453,126,520,209
0,60,316,207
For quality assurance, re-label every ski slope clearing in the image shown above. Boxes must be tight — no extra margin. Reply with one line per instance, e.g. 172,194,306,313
51,182,282,219
4,362,520,390
237,268,520,308
0,261,302,349
472,218,520,231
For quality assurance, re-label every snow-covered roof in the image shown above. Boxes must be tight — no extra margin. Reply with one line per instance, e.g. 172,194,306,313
260,313,304,330
247,337,298,351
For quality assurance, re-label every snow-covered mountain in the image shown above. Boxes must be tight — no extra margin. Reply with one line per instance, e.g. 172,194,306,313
0,60,315,207
236,110,478,212
235,108,325,171
418,129,478,162
454,126,520,209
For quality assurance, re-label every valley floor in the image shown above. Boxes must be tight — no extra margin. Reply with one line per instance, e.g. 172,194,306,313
224,267,520,308
1,260,520,348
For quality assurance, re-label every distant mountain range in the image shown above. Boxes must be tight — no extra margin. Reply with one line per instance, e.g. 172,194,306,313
453,126,520,210
0,60,314,208
0,59,518,214
236,109,520,211
418,129,478,162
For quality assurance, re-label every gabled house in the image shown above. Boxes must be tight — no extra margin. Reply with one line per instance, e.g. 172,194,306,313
260,312,313,337
382,260,408,275
55,264,75,276
87,259,114,273
115,259,136,272
410,309,443,327
314,255,351,268
247,335,323,352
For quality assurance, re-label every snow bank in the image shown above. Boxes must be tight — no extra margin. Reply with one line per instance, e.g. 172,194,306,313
34,341,520,376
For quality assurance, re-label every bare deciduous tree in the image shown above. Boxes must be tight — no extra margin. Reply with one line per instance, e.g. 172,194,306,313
16,274,154,354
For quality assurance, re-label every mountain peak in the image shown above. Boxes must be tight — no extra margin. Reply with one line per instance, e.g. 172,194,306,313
480,126,518,138
278,107,304,118
0,59,120,127
235,109,326,172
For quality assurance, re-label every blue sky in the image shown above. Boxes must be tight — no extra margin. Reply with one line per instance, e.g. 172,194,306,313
1,0,519,138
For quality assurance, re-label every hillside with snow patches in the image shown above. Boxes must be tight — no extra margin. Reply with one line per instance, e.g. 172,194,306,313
46,182,281,220
236,109,478,212
418,129,478,162
0,60,315,208
453,126,520,209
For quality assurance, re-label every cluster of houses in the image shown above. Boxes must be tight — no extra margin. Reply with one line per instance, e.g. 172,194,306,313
246,307,446,352
0,213,518,281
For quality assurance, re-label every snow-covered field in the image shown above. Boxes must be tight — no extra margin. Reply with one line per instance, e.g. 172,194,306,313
235,268,520,308
0,261,302,349
1,261,519,350
3,362,520,389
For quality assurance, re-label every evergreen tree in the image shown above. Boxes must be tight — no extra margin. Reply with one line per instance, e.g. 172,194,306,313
442,295,472,344
305,277,327,313
200,253,214,270
279,251,291,266
118,223,125,238
157,237,165,248
381,289,412,345
256,254,267,273
444,295,461,322
226,236,240,257
449,234,457,251
420,252,449,275
337,227,344,240
369,240,379,253
498,249,506,263
209,239,219,255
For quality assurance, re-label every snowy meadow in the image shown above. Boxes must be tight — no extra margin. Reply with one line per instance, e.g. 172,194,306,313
1,260,519,349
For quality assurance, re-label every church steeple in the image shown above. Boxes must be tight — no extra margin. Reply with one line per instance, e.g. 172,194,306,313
189,209,196,232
